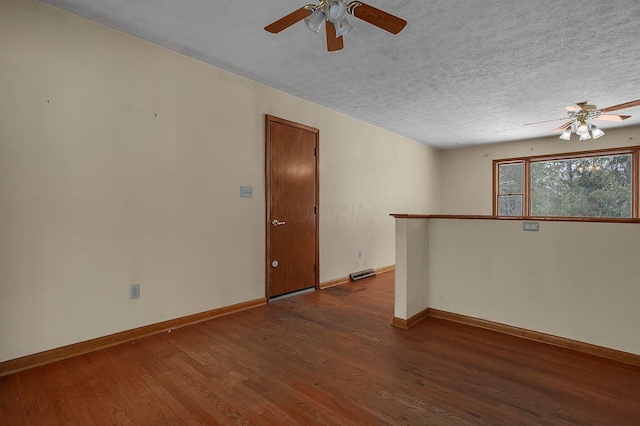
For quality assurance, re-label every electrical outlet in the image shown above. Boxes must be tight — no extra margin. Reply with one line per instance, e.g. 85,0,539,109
358,250,362,259
523,222,539,231
130,284,140,299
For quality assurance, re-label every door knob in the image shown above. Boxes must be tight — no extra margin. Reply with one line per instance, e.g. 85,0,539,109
271,219,286,227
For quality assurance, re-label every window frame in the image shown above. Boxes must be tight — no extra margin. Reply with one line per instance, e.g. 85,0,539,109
493,146,640,219
495,160,526,216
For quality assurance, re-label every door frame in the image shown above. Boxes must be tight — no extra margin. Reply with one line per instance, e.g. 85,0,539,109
265,115,320,301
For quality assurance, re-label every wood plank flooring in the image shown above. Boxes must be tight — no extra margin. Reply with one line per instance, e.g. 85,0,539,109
1,271,639,425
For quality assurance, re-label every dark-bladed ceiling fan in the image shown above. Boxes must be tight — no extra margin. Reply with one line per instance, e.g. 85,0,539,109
264,1,407,52
523,99,640,141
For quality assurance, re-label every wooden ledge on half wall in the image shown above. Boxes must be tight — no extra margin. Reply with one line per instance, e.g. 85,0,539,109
390,214,640,224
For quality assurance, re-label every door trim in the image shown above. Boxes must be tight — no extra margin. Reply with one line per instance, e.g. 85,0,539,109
265,115,320,301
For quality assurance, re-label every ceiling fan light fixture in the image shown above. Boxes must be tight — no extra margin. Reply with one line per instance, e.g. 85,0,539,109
523,100,640,143
576,120,588,136
559,128,572,140
304,8,325,34
334,17,352,37
265,1,407,52
590,124,605,139
325,0,348,23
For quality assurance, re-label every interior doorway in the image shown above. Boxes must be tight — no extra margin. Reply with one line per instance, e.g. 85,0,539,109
265,115,319,299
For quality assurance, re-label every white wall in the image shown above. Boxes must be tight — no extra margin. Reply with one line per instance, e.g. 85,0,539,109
440,126,640,214
0,0,440,362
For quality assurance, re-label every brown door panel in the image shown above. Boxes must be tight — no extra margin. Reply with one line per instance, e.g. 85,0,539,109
266,117,319,298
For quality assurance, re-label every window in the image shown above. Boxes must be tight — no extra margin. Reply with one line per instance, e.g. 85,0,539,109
494,147,639,218
497,162,524,216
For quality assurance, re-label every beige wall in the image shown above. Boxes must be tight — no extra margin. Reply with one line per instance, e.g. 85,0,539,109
440,126,640,214
394,218,429,320
428,218,640,356
434,128,640,356
0,0,440,362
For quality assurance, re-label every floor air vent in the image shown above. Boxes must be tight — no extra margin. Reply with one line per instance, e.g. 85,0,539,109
349,268,376,282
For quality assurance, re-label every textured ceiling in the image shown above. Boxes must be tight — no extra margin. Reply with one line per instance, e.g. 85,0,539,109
39,0,640,149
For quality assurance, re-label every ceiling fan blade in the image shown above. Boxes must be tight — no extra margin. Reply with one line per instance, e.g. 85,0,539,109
577,102,597,111
350,2,407,34
565,106,581,112
265,7,311,33
523,117,566,126
326,21,344,51
600,99,640,113
552,121,573,132
594,114,631,121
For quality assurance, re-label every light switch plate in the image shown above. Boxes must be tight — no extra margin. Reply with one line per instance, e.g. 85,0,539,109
240,186,253,198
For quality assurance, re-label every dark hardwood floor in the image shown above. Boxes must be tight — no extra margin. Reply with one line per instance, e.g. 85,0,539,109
1,271,639,425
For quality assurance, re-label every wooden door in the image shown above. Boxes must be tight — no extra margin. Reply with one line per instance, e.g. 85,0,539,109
266,115,319,299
